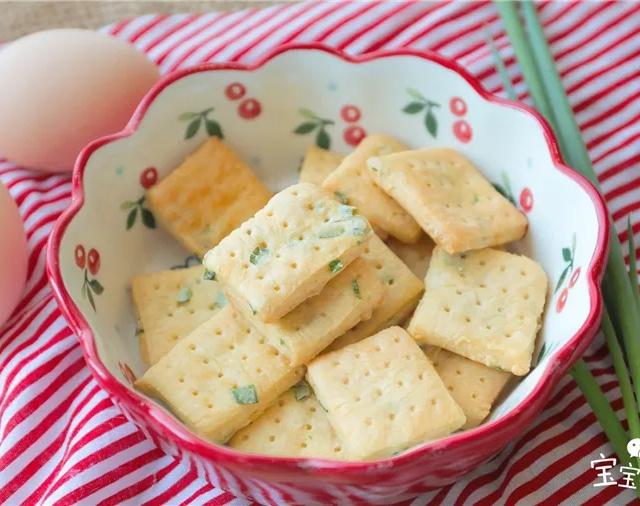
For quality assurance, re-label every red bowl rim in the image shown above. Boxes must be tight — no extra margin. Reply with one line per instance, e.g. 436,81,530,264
46,43,609,474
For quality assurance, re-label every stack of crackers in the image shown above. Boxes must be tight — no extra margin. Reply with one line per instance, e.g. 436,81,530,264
133,134,548,460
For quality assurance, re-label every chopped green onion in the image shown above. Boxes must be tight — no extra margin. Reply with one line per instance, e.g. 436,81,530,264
334,191,348,204
318,224,345,238
293,380,312,401
214,291,227,308
250,246,269,265
328,259,343,273
352,279,361,299
203,269,216,281
628,217,640,310
232,385,258,405
176,287,192,304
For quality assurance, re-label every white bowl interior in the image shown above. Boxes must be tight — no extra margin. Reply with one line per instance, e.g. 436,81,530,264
60,48,600,431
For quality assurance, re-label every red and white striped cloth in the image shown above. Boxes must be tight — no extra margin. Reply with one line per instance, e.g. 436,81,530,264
1,1,639,504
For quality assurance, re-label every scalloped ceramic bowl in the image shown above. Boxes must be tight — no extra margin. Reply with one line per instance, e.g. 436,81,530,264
48,44,608,505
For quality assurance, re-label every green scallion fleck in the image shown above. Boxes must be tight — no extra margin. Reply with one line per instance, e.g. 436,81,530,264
350,216,369,237
250,246,269,265
328,259,343,273
338,204,357,218
176,287,193,304
214,291,227,308
232,385,258,405
203,269,216,281
352,279,361,299
318,224,345,238
334,191,348,204
293,380,312,401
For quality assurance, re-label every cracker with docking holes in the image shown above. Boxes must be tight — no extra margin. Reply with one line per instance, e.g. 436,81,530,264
367,148,528,254
386,234,435,281
307,327,466,460
146,138,272,256
136,306,305,443
322,134,421,244
408,247,547,376
132,265,227,366
203,183,373,323
327,235,423,351
299,145,344,186
237,258,385,366
423,346,511,429
229,383,348,459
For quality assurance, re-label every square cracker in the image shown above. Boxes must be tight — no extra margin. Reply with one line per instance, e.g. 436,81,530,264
322,134,421,244
229,386,348,459
136,305,305,443
132,265,227,366
423,346,511,429
327,235,423,351
203,183,373,323
237,258,385,366
147,138,272,256
299,145,344,186
367,148,528,254
386,234,435,281
307,327,466,460
408,247,547,375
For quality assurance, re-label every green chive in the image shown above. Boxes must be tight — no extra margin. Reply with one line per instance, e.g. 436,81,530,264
214,291,227,308
484,27,518,101
338,204,357,218
352,279,361,299
495,2,640,484
334,191,348,204
176,287,192,304
514,0,640,415
602,309,640,440
250,246,269,265
293,380,312,401
570,360,629,466
232,385,258,405
318,224,345,238
328,259,343,273
203,269,216,281
628,217,640,310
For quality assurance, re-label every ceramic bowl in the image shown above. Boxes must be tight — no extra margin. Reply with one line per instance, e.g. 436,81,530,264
48,44,608,505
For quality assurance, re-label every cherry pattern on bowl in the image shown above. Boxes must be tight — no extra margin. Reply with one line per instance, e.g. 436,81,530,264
447,96,473,143
293,108,335,149
74,244,104,312
556,287,569,313
179,107,223,140
225,82,246,100
139,167,158,190
449,96,467,116
402,88,440,138
224,82,262,120
520,187,534,213
120,168,157,230
453,120,472,143
238,98,262,120
344,124,366,146
341,104,361,123
492,172,535,215
554,233,579,313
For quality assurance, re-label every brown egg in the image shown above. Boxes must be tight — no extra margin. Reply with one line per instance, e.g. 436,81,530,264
0,29,160,172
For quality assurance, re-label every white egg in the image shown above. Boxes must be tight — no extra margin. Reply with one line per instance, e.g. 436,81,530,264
0,29,160,173
0,183,27,327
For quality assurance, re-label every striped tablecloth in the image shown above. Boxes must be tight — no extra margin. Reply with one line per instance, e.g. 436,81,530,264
1,1,639,504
